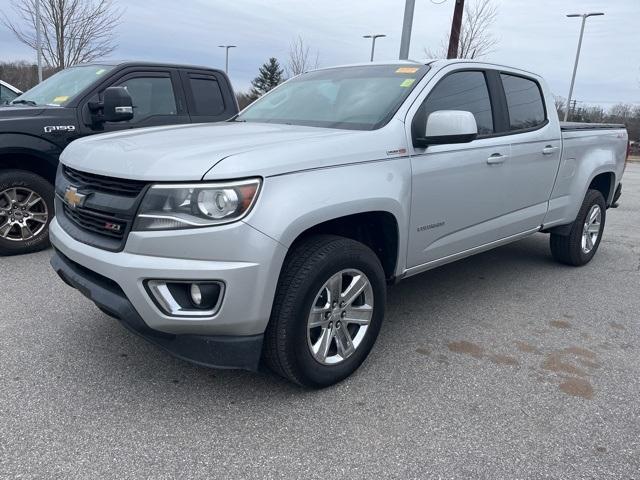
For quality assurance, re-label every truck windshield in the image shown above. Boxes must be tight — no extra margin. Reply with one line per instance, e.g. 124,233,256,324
12,64,114,107
237,64,429,130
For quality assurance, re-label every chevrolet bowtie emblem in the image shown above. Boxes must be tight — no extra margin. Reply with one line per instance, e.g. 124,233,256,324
64,186,86,209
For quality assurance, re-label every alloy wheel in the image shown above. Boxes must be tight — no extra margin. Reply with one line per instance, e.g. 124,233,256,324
581,204,601,254
0,187,49,242
307,269,374,365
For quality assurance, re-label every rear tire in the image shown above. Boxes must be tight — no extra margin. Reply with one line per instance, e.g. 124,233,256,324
550,189,606,266
0,170,54,256
264,235,386,388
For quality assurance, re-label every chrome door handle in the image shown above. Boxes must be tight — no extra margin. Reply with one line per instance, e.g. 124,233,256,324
487,153,507,165
542,145,559,155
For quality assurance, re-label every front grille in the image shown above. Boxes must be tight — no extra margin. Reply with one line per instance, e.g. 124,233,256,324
63,166,146,197
57,165,148,251
62,204,128,240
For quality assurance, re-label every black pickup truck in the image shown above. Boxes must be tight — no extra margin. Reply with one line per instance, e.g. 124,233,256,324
0,61,238,255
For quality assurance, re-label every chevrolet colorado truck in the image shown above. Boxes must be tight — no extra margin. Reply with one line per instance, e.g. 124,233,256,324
50,60,629,387
0,62,237,255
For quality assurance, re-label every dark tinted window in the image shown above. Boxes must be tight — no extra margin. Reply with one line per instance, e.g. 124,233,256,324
120,76,177,120
416,71,494,136
189,77,225,115
501,74,545,130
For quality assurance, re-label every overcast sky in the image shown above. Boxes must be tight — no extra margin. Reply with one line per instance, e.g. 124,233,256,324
1,0,638,107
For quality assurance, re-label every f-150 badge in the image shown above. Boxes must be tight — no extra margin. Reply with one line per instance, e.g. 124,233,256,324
44,125,76,133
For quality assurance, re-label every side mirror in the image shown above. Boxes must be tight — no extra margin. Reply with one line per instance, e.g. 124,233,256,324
102,87,134,122
414,110,478,147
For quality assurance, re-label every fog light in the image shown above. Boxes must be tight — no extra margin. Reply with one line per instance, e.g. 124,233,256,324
146,280,224,317
190,283,202,306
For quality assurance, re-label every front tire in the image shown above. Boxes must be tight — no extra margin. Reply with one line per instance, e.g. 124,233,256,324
264,235,386,388
0,170,54,256
550,189,606,266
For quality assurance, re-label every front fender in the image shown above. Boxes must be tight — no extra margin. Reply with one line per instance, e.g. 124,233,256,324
0,132,62,170
245,158,412,276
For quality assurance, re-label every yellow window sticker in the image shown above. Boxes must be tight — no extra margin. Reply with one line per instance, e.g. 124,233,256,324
400,78,415,88
52,96,69,104
396,67,419,74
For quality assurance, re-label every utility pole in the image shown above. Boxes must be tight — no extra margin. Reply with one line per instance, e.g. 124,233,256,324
447,0,465,59
363,34,386,62
35,0,43,83
564,12,604,121
399,0,415,60
218,45,236,74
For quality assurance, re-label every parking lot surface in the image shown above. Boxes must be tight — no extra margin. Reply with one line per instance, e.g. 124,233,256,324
1,165,639,479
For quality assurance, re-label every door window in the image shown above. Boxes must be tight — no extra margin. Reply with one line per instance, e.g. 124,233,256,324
119,76,177,121
188,76,225,116
500,74,546,130
414,71,494,136
1,85,19,105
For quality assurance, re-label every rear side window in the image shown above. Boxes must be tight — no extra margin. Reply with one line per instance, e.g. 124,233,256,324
500,74,546,130
189,76,225,116
416,71,494,136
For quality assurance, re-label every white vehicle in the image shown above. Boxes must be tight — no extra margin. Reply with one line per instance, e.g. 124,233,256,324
0,80,21,105
50,60,629,387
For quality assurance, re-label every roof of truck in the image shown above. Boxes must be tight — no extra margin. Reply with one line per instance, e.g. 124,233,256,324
76,60,225,72
311,58,541,78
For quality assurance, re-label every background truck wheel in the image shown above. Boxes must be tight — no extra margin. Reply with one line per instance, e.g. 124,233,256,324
550,189,606,266
264,235,386,388
0,170,54,256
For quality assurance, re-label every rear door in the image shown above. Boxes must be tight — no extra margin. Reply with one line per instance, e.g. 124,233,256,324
180,70,237,122
496,72,561,230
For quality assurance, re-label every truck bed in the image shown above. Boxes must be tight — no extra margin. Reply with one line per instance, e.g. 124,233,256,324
560,122,626,131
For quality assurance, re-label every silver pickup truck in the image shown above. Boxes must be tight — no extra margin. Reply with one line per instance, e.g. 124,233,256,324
50,60,629,387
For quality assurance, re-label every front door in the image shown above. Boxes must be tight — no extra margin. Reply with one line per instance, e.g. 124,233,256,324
405,69,515,268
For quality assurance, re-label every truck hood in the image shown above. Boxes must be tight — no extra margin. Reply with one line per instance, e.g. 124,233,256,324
61,121,377,181
0,104,48,121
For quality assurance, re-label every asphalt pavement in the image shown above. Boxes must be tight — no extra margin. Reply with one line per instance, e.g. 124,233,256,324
1,165,639,479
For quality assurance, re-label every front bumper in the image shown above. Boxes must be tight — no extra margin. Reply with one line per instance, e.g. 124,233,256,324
51,249,264,370
50,217,287,336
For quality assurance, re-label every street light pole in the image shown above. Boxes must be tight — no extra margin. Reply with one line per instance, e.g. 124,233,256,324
564,12,604,121
218,45,236,74
363,34,386,62
399,0,415,60
35,0,43,83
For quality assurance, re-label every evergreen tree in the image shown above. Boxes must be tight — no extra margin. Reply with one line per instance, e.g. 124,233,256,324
250,57,284,100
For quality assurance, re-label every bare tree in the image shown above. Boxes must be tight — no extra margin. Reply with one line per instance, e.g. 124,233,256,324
286,35,319,78
1,0,123,69
424,0,498,59
554,95,567,119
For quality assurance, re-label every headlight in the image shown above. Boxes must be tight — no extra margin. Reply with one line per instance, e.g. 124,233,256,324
133,178,261,231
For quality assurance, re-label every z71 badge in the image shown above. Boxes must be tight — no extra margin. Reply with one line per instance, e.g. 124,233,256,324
44,125,76,134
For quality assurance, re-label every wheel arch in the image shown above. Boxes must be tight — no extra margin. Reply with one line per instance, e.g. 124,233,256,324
282,208,402,282
0,133,62,184
588,171,616,207
0,142,61,184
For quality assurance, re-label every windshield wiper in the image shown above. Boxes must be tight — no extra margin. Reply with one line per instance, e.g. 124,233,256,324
11,100,38,106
